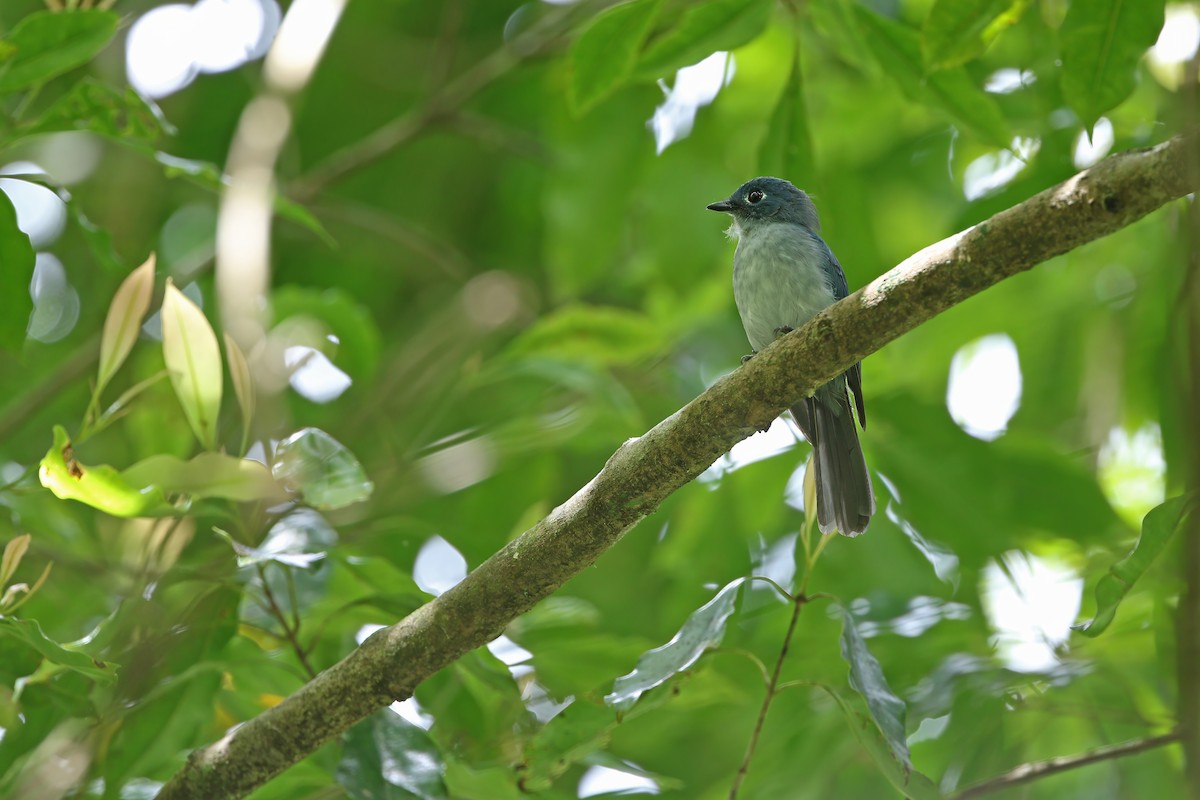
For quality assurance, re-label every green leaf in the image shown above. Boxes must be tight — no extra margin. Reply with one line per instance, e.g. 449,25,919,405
568,0,662,115
1075,494,1195,637
224,333,255,450
855,7,1011,147
97,254,156,396
0,10,119,94
821,686,943,800
520,685,682,792
443,759,523,800
758,46,816,184
121,453,286,504
337,709,448,800
0,617,117,683
838,605,911,774
272,428,374,510
23,77,173,145
504,304,666,366
0,188,35,351
809,0,879,75
605,578,744,711
1060,0,1166,129
39,426,176,518
161,280,223,450
634,0,772,80
922,0,1029,70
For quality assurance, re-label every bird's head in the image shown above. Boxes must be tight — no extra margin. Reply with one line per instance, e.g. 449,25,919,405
706,177,820,235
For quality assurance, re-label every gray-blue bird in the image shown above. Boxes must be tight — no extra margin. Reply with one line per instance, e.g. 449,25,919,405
708,177,875,536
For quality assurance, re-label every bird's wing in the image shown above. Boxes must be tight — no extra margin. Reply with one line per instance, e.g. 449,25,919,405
820,243,867,429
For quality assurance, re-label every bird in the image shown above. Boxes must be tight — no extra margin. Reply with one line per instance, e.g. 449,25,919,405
707,177,875,536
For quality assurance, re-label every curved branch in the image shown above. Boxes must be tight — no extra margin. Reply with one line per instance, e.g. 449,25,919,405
952,729,1183,799
156,135,1196,800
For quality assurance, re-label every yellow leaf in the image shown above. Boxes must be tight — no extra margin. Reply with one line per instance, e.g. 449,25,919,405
161,280,223,450
97,253,155,394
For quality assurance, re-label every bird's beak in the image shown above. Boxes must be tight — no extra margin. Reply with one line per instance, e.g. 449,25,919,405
707,199,735,212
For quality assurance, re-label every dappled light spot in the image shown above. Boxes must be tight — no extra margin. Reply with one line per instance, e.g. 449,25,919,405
27,254,80,344
962,138,1039,201
700,416,796,483
1073,117,1113,169
463,271,523,329
285,345,352,403
579,764,660,797
946,333,1022,441
984,68,1035,94
126,0,281,99
1,162,67,248
1099,424,1166,528
413,535,467,596
419,436,497,494
982,551,1082,673
649,52,732,154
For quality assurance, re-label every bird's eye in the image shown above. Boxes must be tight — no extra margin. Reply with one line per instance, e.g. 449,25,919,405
747,190,764,204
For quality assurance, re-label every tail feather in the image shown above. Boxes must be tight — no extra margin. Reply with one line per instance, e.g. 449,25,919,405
790,384,874,536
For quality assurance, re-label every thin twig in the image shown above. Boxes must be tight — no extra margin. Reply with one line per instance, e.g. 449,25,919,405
952,730,1184,800
728,593,809,799
256,564,318,680
288,8,573,202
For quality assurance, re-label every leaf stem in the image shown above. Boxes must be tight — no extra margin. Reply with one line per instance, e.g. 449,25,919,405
728,592,810,799
256,563,317,680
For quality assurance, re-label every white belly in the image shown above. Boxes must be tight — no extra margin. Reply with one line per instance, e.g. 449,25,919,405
732,224,836,352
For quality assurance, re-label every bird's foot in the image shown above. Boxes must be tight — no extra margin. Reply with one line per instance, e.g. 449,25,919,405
741,351,757,364
773,325,795,339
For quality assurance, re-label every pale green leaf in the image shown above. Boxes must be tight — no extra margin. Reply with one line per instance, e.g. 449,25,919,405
97,253,156,395
121,453,287,504
39,426,176,518
161,280,223,450
272,428,374,510
1,534,30,587
224,333,255,450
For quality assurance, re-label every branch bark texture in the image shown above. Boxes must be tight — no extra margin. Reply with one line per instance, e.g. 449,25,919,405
156,136,1196,800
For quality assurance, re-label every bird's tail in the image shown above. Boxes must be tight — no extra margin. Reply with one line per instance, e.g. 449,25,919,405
790,387,875,536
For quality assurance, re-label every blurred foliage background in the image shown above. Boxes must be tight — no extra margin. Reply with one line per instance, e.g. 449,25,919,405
0,0,1196,797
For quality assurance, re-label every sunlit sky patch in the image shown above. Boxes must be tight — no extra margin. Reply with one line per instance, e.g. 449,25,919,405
701,416,797,482
984,68,1035,94
962,137,1040,201
1099,424,1166,529
650,51,733,154
982,550,1082,673
126,0,281,99
412,534,467,596
946,334,1022,441
1073,117,1114,169
579,764,660,797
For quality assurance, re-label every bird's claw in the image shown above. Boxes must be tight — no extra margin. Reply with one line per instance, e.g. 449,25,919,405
773,325,795,339
741,351,757,364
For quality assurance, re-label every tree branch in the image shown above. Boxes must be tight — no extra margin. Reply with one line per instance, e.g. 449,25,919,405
155,135,1197,800
952,729,1184,799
